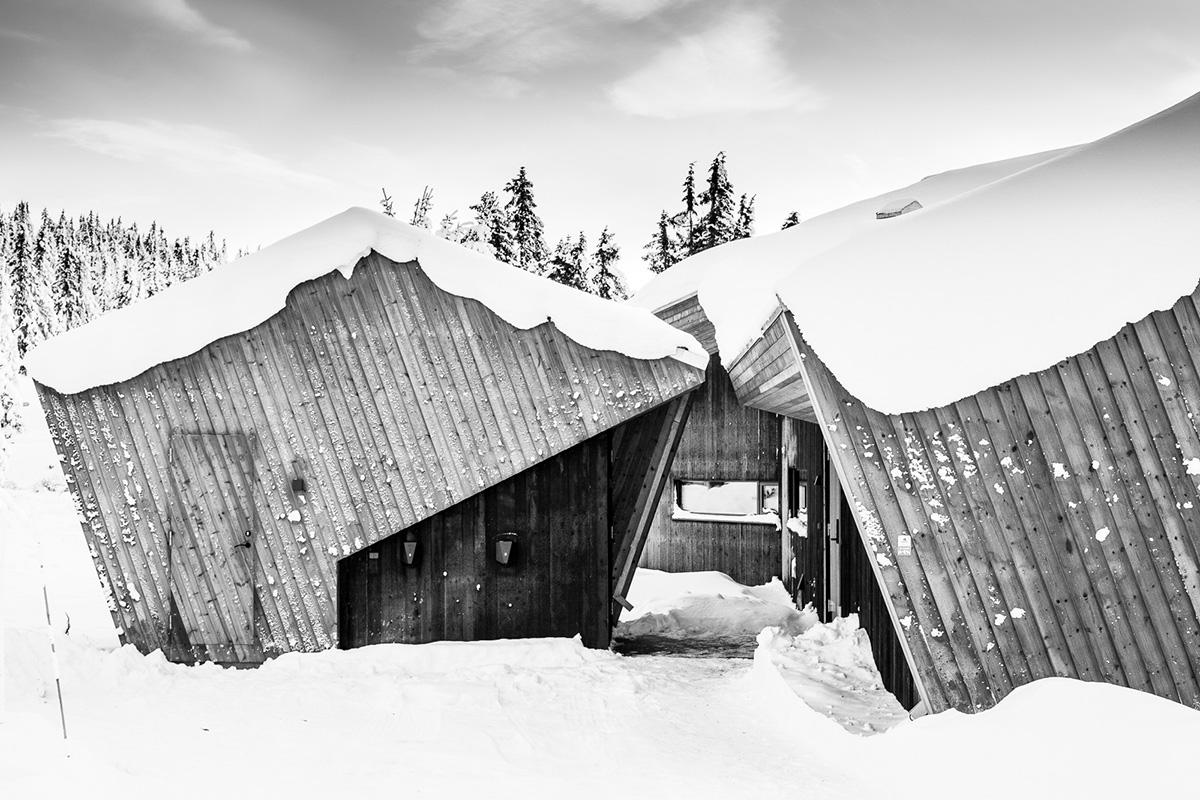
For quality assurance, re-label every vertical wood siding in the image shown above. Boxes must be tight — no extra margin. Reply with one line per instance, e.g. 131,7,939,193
638,357,783,585
338,433,611,649
37,253,702,660
780,294,1200,713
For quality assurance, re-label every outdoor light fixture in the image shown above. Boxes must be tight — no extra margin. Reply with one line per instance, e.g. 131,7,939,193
495,532,518,566
402,532,419,567
291,477,307,494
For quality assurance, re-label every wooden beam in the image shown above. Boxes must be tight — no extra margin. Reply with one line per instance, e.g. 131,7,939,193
610,392,695,617
781,309,938,712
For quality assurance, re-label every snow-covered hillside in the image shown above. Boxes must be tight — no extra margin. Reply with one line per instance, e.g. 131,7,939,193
3,378,1199,799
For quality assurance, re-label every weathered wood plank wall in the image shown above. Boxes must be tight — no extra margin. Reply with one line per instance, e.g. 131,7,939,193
638,356,783,585
37,253,702,660
728,307,816,421
338,433,611,649
783,293,1200,712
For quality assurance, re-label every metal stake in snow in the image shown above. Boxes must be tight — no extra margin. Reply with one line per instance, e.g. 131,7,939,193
0,491,68,738
39,547,69,740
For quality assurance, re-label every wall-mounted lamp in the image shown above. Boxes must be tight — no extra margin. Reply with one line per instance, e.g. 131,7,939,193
291,477,307,494
402,532,420,567
495,532,518,566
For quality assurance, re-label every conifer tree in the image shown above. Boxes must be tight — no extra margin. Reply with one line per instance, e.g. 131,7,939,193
781,211,801,230
545,232,588,291
590,227,625,300
7,203,35,355
733,193,755,240
671,162,699,257
380,188,395,218
503,167,549,273
23,209,61,350
436,211,492,257
470,191,514,265
697,151,735,252
642,210,680,274
0,240,20,467
410,186,434,229
53,212,86,330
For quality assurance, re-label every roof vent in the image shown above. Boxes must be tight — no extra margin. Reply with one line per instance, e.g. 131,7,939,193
876,198,922,219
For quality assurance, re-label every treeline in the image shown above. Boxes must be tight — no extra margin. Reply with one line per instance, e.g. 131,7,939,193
642,151,800,273
0,204,233,464
383,166,625,300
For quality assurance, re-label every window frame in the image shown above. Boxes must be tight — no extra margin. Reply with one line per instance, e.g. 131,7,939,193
671,478,782,526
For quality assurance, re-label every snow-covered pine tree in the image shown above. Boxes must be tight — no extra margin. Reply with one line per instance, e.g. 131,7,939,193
143,221,172,297
643,210,680,274
124,223,147,305
380,188,395,218
733,193,755,240
503,167,549,273
671,162,700,257
697,151,736,252
781,211,801,230
53,211,86,330
437,211,493,257
544,233,588,291
7,202,35,355
0,237,20,469
470,191,514,265
590,227,625,300
24,209,62,350
410,186,434,229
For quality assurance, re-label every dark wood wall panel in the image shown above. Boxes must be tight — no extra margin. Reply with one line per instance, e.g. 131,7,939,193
338,435,611,649
837,495,919,709
639,357,783,585
770,292,1200,713
38,253,702,661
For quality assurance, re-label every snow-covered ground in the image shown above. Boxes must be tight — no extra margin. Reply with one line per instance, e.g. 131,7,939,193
4,377,1199,798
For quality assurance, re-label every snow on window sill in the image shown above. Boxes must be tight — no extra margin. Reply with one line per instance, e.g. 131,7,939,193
671,505,781,529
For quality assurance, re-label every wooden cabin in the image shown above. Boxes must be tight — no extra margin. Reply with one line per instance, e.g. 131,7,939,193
666,91,1200,714
26,208,705,664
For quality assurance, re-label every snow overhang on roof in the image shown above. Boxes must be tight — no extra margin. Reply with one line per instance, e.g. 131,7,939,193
25,208,708,394
655,90,1200,415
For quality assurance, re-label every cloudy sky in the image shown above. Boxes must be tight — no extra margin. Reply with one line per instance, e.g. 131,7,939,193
2,0,1198,287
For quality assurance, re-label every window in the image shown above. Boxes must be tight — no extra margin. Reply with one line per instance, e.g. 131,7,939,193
673,479,780,524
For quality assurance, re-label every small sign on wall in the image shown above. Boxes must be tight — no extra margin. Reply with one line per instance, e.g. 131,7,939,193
897,534,913,557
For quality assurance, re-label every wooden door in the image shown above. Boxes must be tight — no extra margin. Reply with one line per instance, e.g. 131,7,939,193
167,432,263,664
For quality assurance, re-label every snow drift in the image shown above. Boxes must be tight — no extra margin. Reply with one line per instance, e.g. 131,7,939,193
24,207,707,395
617,568,813,638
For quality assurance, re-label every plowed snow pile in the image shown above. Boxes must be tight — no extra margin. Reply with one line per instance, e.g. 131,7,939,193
617,568,909,732
617,568,812,637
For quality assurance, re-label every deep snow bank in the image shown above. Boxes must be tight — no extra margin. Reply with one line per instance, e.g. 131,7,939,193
25,207,707,394
752,623,909,734
862,677,1200,799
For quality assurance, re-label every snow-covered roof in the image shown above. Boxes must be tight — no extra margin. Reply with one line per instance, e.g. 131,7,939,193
26,208,708,394
637,91,1200,414
629,147,1069,315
